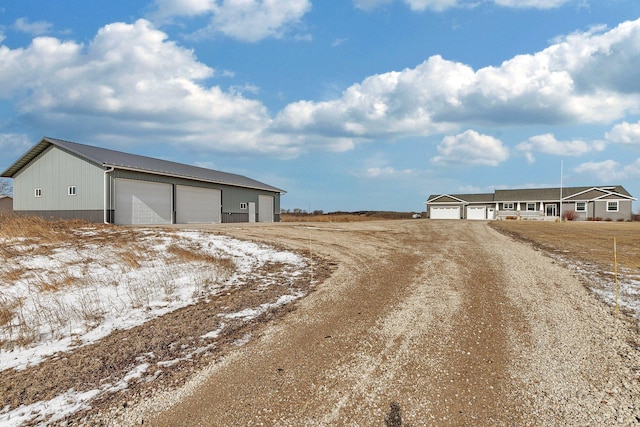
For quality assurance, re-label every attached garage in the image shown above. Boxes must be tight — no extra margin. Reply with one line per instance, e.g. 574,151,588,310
430,206,460,219
115,179,172,225
467,206,486,220
176,185,221,224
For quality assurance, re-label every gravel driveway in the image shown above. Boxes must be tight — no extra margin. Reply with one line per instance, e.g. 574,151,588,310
122,220,640,426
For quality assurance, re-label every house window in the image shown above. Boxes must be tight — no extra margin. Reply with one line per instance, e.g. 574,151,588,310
503,203,514,210
35,188,42,198
526,203,536,211
240,202,248,210
68,186,77,196
575,202,586,212
607,201,619,212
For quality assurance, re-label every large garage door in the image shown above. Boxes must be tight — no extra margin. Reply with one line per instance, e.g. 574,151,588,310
467,206,486,220
430,206,460,220
115,179,172,225
258,195,274,222
176,185,221,224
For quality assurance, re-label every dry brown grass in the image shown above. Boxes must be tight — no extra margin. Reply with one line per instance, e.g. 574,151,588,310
167,244,234,269
0,215,99,243
490,221,640,271
0,216,240,350
281,211,415,222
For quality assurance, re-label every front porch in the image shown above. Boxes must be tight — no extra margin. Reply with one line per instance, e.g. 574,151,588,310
495,202,561,221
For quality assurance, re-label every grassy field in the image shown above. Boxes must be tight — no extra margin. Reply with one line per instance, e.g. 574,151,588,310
281,211,417,222
490,220,640,271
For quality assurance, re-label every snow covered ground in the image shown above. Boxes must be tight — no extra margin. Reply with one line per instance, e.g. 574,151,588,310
0,227,310,426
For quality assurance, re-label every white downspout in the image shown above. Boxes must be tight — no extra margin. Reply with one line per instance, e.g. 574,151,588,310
104,166,115,224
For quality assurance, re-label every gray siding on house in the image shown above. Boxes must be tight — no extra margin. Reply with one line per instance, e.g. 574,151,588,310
13,146,104,211
593,200,632,221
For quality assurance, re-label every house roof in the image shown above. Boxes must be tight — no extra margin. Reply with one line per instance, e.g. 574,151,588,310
1,137,285,194
427,185,635,204
427,193,494,203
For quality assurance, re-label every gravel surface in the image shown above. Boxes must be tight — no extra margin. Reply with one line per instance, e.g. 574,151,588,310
107,220,640,426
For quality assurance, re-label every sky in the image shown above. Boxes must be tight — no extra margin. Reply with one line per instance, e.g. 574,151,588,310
1,0,640,213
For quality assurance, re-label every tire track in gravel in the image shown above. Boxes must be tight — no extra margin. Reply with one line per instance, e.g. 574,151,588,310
424,222,526,426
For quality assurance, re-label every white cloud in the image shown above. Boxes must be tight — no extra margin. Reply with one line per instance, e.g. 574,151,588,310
0,134,32,159
273,19,640,146
354,0,394,10
605,121,640,145
355,0,571,11
152,0,311,42
3,16,640,158
403,0,458,11
516,133,603,163
493,0,571,9
574,158,640,181
0,20,300,156
13,17,53,36
364,166,416,177
432,129,509,166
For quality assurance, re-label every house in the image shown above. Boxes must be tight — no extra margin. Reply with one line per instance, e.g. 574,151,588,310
1,137,285,225
426,186,636,221
0,195,12,212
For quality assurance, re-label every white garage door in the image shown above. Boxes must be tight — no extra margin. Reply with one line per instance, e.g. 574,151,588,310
176,185,221,224
430,206,460,220
258,195,274,222
467,206,486,220
115,179,172,225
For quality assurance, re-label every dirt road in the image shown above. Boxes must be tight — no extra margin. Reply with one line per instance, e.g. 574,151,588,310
135,220,639,426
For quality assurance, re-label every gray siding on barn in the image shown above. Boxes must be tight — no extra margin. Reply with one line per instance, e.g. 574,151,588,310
13,146,104,211
108,169,281,224
3,138,284,224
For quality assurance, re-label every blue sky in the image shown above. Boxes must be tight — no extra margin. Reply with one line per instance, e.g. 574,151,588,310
1,0,640,213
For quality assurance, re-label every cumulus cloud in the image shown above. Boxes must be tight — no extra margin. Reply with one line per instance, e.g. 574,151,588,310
432,130,509,166
355,0,571,11
273,19,640,146
516,133,604,163
493,0,571,9
0,20,299,155
573,158,640,181
0,134,32,158
3,16,640,158
403,0,458,11
151,0,311,42
605,121,640,144
13,18,53,36
364,166,416,177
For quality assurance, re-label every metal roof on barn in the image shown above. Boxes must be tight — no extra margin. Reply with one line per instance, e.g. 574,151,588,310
1,137,285,194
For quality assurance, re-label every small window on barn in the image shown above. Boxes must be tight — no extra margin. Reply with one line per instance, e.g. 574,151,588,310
68,186,77,196
240,202,248,210
35,188,42,198
607,201,619,212
526,203,536,211
503,203,514,210
575,202,586,212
